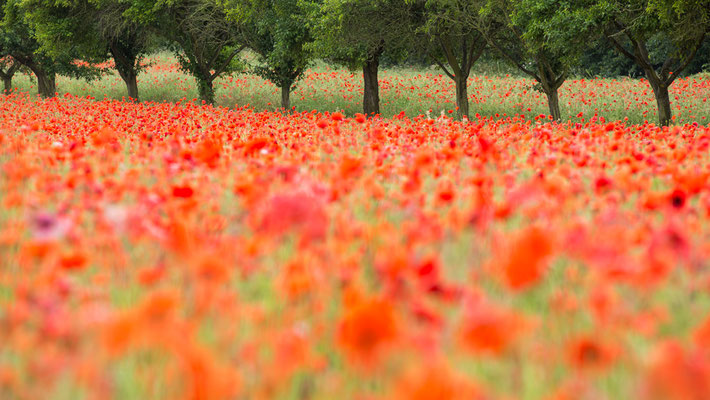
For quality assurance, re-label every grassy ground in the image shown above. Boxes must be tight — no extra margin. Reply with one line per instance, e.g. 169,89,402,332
8,52,710,125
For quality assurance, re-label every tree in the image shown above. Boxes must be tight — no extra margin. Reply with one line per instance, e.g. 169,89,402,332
1,0,96,97
306,0,416,115
91,0,153,101
19,0,151,101
127,0,245,104
475,0,587,121
1,0,56,97
556,0,709,125
224,0,312,110
412,0,488,120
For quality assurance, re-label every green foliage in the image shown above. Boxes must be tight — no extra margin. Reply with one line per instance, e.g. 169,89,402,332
409,0,491,119
306,0,416,70
1,0,101,84
121,0,245,103
17,0,153,95
224,0,311,91
575,36,710,78
413,0,488,72
544,0,709,125
18,0,106,62
547,0,708,75
478,0,584,82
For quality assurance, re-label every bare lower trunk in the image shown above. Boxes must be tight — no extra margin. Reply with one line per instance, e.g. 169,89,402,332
1,61,19,95
197,78,215,105
8,57,55,98
545,88,561,121
118,69,139,102
36,71,56,98
2,77,11,95
648,77,672,126
455,75,469,120
109,42,141,102
281,83,291,110
126,76,139,102
363,55,380,116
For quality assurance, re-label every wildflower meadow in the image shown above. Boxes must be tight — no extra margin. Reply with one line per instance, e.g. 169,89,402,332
1,55,710,399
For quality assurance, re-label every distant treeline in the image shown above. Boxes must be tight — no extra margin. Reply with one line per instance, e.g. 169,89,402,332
577,37,710,79
1,0,708,126
387,37,710,79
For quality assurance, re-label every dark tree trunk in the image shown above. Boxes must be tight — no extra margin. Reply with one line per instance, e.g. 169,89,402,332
544,87,561,121
281,83,291,110
601,29,702,127
110,42,141,102
429,34,484,121
655,86,672,127
455,74,470,120
36,70,56,98
10,57,54,98
115,61,140,102
9,57,55,98
0,62,16,95
648,76,672,126
124,73,139,102
197,78,215,105
2,77,11,95
363,52,381,116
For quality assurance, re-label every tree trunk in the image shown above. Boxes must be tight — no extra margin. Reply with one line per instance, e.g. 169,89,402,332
117,68,139,102
125,74,139,102
9,57,55,98
197,78,215,105
36,70,56,98
2,77,11,95
649,79,672,126
545,88,561,121
1,61,18,95
109,43,141,102
363,55,380,116
455,74,470,120
281,83,291,111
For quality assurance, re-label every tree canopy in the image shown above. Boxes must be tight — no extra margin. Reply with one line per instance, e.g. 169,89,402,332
0,0,707,126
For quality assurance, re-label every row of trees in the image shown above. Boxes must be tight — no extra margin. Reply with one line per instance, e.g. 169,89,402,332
1,0,708,126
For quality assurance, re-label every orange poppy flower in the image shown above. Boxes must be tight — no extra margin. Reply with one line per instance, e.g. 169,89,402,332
390,362,484,400
502,226,554,290
457,302,528,355
336,296,398,368
339,154,364,180
643,341,710,400
194,138,220,168
566,335,616,371
58,251,88,271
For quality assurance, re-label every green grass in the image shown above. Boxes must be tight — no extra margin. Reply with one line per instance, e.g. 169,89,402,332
7,52,710,125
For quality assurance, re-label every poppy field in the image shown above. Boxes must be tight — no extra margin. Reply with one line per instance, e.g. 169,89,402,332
1,76,710,400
